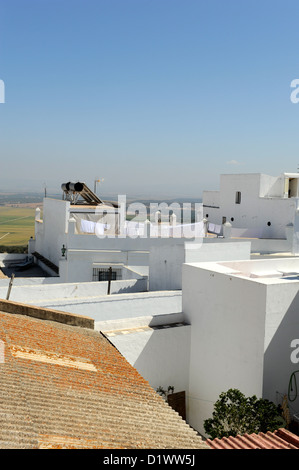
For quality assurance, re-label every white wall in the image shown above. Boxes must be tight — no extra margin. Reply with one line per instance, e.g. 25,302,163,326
34,198,69,267
259,174,285,198
34,199,199,283
149,241,251,291
0,277,63,287
182,262,266,436
219,257,299,277
202,191,220,211
65,218,187,252
0,279,147,303
182,257,299,435
263,282,299,409
0,254,28,264
203,174,297,239
58,247,149,283
149,244,185,291
109,324,191,395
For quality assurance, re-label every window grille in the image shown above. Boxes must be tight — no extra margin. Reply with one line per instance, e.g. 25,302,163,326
92,267,122,282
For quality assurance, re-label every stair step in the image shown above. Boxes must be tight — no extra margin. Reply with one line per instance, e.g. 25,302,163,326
32,252,59,274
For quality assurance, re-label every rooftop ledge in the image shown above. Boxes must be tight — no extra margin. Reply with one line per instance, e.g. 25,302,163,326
0,299,94,329
185,258,299,284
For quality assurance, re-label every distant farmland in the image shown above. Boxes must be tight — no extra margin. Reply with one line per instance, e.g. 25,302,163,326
0,207,37,247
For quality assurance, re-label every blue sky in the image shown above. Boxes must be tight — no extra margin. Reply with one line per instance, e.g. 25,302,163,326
0,0,299,198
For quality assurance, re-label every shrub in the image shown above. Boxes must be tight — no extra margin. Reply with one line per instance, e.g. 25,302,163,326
204,388,284,439
0,245,28,254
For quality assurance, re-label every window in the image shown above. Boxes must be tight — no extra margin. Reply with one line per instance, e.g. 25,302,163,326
235,191,241,204
98,271,117,282
92,267,122,282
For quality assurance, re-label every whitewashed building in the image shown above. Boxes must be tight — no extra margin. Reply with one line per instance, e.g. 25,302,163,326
203,172,299,239
28,181,208,284
182,257,299,436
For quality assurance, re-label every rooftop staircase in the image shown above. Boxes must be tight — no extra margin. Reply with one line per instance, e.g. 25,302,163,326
32,252,59,275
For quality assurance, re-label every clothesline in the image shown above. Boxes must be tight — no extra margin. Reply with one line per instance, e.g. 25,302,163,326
207,222,222,235
79,218,205,237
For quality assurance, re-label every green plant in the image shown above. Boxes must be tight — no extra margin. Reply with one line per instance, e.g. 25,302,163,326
0,245,28,253
204,388,284,439
156,385,174,399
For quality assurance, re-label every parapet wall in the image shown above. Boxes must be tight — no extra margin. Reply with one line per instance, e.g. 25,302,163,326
0,279,147,303
0,299,94,329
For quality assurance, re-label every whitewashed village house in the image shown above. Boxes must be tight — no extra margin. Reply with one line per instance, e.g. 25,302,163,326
183,256,299,435
203,172,299,241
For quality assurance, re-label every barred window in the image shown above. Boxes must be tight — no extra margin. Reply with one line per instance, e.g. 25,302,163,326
92,267,122,282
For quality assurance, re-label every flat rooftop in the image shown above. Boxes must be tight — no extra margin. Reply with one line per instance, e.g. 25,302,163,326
0,261,49,279
186,257,299,284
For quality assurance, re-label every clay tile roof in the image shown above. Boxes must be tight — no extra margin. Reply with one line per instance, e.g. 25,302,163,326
0,310,208,449
206,428,299,450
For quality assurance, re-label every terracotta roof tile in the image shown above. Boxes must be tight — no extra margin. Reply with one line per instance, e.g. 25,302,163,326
206,428,299,449
0,310,208,449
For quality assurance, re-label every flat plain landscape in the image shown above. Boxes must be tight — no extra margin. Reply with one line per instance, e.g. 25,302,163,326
0,206,38,247
0,192,44,248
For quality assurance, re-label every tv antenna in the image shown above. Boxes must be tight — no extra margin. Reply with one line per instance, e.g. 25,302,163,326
94,178,104,194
